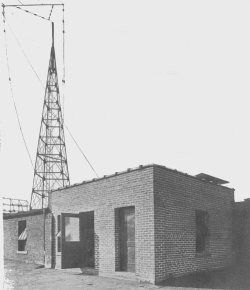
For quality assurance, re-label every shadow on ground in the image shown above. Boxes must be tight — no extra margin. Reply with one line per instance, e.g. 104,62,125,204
159,263,250,290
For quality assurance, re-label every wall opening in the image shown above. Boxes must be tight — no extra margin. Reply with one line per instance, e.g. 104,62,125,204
115,206,135,272
18,220,27,252
196,210,209,254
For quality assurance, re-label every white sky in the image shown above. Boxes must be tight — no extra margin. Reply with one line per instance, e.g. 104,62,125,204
0,0,250,202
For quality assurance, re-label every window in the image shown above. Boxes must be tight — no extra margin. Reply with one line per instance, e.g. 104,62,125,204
57,215,61,252
65,217,79,242
196,210,209,254
18,220,27,252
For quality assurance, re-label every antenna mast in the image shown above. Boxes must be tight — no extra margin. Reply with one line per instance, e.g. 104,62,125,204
30,22,70,209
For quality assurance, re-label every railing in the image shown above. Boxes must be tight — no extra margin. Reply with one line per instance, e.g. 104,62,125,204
2,197,29,213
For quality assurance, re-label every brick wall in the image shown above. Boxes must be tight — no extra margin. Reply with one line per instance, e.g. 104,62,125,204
233,199,250,265
51,167,155,283
50,164,235,284
153,166,234,283
4,210,52,266
44,213,53,268
241,200,250,265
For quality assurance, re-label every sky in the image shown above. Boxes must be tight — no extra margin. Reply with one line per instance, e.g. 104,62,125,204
1,0,250,203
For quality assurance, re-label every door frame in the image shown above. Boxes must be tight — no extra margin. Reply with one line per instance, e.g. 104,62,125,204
119,206,135,272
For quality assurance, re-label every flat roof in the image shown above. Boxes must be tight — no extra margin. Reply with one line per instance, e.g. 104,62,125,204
3,208,50,219
52,164,233,193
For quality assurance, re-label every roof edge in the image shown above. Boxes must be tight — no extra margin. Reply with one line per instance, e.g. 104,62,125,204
51,163,234,193
3,208,50,219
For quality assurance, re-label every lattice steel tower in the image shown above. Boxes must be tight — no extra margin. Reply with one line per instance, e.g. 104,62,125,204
30,23,70,209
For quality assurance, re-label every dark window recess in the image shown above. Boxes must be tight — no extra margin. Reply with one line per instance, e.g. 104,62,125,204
57,215,61,252
18,220,27,251
196,210,209,253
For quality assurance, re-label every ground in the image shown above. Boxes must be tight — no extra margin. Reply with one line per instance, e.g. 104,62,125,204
3,260,250,290
4,260,158,290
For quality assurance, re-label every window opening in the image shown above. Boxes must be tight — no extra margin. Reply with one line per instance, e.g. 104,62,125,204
196,210,209,253
18,220,27,251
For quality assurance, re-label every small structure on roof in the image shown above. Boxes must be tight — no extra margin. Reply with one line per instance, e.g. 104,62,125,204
195,173,229,185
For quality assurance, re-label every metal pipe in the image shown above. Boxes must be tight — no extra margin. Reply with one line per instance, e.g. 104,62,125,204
43,208,46,266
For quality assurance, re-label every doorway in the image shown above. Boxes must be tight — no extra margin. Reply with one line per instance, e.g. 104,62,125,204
119,206,135,272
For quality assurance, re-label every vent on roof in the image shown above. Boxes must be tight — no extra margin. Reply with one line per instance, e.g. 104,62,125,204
195,173,229,185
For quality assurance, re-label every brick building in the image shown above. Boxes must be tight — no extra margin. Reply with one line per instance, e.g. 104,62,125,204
3,164,235,284
3,208,52,267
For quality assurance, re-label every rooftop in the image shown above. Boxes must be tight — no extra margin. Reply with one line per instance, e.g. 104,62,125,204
52,163,233,193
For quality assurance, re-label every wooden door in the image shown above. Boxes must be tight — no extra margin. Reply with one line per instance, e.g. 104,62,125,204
61,213,83,268
79,211,95,268
120,207,135,272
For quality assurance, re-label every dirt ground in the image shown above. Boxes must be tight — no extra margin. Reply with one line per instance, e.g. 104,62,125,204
4,259,250,290
4,260,184,290
4,260,158,290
